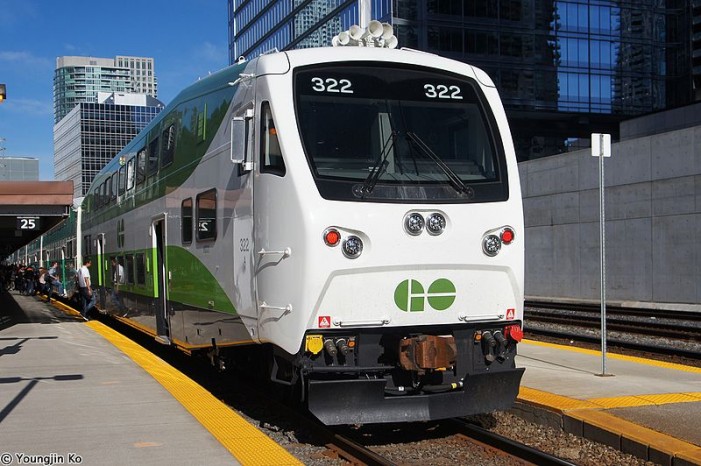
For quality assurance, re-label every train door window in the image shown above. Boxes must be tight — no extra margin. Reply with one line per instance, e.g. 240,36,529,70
148,137,159,176
260,102,286,176
100,182,107,207
161,124,176,167
196,189,217,241
83,235,92,257
136,149,147,186
181,198,193,244
125,255,135,284
118,165,126,195
109,175,117,203
135,253,146,285
127,157,135,191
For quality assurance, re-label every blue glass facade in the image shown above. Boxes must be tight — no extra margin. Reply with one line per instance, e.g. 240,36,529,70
228,0,694,160
229,0,391,61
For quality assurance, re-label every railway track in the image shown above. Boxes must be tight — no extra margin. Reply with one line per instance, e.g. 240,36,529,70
524,301,701,361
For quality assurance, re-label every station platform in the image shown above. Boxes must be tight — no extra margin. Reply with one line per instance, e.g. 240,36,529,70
516,340,701,466
0,291,300,466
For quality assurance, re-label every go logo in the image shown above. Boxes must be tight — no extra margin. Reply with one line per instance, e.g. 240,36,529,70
394,278,456,312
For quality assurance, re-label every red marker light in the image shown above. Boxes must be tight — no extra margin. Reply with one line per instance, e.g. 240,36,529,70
501,228,515,244
324,228,341,246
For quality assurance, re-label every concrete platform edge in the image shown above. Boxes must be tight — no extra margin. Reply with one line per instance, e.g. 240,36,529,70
512,398,701,466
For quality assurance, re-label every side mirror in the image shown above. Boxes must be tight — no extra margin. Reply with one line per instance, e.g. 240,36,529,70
231,108,254,171
230,117,246,164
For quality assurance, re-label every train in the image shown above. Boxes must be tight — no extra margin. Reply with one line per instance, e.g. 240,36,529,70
15,45,525,425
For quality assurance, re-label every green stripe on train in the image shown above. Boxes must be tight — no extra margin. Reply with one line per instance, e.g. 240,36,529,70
166,245,236,315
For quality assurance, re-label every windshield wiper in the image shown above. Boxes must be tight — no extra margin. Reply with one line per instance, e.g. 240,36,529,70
360,131,397,196
405,131,473,196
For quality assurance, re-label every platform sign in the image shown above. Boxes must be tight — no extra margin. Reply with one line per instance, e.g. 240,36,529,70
591,133,611,158
17,216,40,230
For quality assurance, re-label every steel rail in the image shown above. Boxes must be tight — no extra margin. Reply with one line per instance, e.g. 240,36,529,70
450,419,576,466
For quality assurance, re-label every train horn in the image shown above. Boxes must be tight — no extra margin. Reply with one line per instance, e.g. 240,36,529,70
368,20,384,38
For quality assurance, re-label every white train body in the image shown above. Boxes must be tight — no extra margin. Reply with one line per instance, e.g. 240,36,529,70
62,47,525,424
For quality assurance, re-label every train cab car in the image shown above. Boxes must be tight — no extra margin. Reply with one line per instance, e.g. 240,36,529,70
78,45,524,425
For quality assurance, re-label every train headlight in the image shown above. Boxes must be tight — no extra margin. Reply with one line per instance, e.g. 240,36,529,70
482,234,501,257
426,213,446,236
342,235,363,259
404,213,425,236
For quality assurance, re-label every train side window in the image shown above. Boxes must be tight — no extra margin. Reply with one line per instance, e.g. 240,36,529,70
260,102,286,176
136,149,147,186
161,124,176,167
83,235,91,256
127,158,135,190
110,175,117,202
136,253,146,285
100,182,107,207
148,137,159,176
181,198,193,244
118,165,126,195
196,189,216,241
125,255,135,284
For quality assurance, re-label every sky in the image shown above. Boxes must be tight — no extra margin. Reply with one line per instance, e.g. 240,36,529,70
0,0,228,180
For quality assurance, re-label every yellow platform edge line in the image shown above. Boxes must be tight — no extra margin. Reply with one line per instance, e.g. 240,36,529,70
522,338,701,374
519,386,701,462
85,320,302,466
566,409,701,462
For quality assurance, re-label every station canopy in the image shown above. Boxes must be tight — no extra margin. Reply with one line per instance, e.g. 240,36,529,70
0,181,74,258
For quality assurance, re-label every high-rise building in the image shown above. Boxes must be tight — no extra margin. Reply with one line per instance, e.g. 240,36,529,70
228,0,391,61
228,0,697,161
693,0,701,101
115,56,158,97
54,93,164,198
53,55,158,124
0,156,39,181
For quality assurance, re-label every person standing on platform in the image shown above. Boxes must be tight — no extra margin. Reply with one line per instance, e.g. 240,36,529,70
77,258,95,320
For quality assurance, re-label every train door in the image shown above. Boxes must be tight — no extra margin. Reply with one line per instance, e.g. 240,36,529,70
96,233,107,310
231,103,258,340
152,215,171,344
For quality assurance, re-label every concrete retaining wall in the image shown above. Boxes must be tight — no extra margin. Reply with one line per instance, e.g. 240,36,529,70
519,125,701,305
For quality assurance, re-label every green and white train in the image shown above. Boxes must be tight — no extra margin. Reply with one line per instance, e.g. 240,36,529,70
21,46,526,425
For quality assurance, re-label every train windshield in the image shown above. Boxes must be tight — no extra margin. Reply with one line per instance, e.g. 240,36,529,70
294,63,509,203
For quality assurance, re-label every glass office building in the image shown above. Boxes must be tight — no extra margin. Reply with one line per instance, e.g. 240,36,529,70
54,56,158,124
54,94,163,198
228,0,695,160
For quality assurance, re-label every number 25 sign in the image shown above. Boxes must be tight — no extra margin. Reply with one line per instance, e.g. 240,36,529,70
17,216,40,230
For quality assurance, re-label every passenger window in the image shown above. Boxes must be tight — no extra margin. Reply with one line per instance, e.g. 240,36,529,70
83,235,92,256
148,137,159,175
161,124,176,167
136,149,147,186
119,165,126,195
125,255,135,284
127,158,135,190
136,254,146,285
260,102,285,176
196,189,216,241
181,198,193,244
